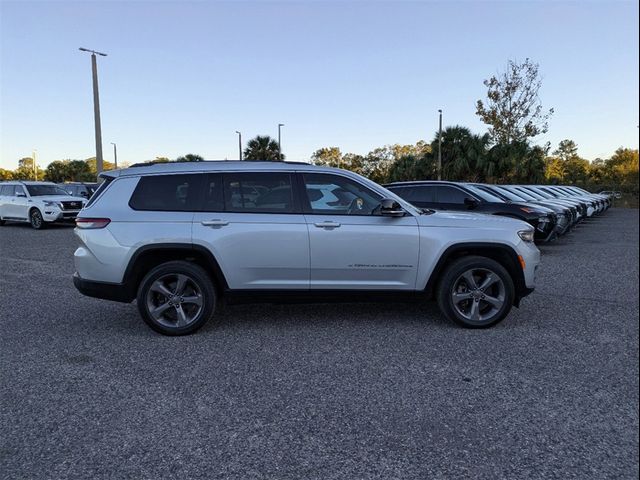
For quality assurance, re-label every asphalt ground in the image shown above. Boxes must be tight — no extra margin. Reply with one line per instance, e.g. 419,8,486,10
1,209,638,479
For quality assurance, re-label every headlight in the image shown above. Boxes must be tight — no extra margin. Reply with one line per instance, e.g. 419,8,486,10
518,230,535,242
43,200,60,208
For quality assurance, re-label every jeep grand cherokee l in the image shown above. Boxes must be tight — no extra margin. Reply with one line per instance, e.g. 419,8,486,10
73,161,540,335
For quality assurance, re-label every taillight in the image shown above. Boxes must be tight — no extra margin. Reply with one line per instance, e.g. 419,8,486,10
75,218,111,229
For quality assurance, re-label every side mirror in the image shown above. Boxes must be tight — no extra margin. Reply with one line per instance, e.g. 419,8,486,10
80,191,88,197
15,192,26,198
378,198,405,217
464,197,479,208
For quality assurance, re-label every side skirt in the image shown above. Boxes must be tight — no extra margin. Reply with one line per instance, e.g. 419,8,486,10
223,289,431,305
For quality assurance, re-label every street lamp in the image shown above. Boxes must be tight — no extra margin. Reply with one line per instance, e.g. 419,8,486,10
278,123,284,160
235,131,242,161
79,47,107,177
437,109,443,181
111,142,117,169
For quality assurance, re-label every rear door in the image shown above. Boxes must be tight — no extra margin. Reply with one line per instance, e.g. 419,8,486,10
301,172,420,290
192,171,309,290
0,185,14,218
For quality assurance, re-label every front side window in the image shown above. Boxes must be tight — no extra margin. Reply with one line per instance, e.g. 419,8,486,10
302,173,382,215
224,173,294,213
129,174,203,211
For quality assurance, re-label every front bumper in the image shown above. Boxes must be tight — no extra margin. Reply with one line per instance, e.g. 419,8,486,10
43,209,81,222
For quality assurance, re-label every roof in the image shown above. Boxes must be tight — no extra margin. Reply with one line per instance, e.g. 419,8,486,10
103,160,336,178
0,180,56,185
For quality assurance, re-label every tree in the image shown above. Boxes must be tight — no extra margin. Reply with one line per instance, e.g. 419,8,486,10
175,153,204,162
13,157,43,180
476,58,554,144
387,154,437,182
44,160,71,183
554,139,578,161
0,168,13,180
431,126,489,181
311,147,342,167
243,136,282,161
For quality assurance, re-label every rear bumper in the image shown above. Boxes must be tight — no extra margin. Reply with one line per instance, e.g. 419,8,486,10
73,273,133,303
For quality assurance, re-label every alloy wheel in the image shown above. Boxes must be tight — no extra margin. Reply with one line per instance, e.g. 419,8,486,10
145,273,204,328
451,268,506,323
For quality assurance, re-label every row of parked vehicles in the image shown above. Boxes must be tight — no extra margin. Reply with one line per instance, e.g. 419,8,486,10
384,181,612,242
0,165,613,335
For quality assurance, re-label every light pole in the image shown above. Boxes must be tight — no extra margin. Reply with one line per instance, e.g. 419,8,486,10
278,123,284,160
437,109,443,181
79,47,107,177
235,131,242,160
111,142,117,168
32,149,37,180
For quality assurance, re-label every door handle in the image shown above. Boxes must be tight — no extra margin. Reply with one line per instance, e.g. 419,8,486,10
313,221,341,229
201,219,229,227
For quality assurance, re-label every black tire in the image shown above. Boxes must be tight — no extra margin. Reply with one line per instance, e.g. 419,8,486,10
0,219,5,226
137,260,217,336
29,209,45,229
436,255,515,329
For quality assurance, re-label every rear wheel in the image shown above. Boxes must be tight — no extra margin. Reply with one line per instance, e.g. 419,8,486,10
29,209,44,229
0,219,5,226
137,260,216,335
436,256,515,328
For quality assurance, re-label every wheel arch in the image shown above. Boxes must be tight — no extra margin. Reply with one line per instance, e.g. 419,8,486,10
424,242,527,306
122,243,229,301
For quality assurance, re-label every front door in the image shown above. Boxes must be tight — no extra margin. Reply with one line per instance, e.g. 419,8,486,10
300,172,420,290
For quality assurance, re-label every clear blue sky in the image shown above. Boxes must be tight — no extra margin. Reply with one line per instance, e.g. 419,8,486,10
1,0,638,170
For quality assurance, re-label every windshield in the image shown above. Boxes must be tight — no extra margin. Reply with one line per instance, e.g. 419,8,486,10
464,184,505,203
490,186,528,202
509,187,539,201
26,185,70,196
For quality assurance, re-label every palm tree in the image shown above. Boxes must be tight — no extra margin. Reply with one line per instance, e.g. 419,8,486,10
433,126,489,181
243,136,283,161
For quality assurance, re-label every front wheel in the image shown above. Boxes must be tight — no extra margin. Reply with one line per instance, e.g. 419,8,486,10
436,256,515,328
137,260,217,335
30,209,44,229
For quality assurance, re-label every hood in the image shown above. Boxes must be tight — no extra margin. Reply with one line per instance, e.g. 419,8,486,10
418,210,531,230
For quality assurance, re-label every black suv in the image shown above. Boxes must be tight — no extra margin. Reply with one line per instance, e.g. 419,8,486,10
385,181,560,242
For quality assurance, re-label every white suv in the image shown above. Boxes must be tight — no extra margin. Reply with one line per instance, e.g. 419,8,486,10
73,161,540,335
0,181,87,229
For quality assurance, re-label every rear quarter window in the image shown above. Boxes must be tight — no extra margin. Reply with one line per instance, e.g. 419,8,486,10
129,174,204,211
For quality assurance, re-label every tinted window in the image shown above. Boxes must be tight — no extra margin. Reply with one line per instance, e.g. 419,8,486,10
202,174,224,212
0,185,14,196
436,186,469,204
129,174,203,211
389,186,435,203
224,173,294,213
302,173,382,215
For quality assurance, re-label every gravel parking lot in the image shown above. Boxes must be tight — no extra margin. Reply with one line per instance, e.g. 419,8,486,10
1,209,638,479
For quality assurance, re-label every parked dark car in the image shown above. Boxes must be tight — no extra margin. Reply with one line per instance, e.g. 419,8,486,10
58,182,98,199
474,184,573,235
384,181,559,242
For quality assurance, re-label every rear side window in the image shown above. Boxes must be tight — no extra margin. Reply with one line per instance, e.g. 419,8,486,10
436,186,468,204
406,186,437,203
202,174,224,212
129,174,203,211
223,173,294,213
